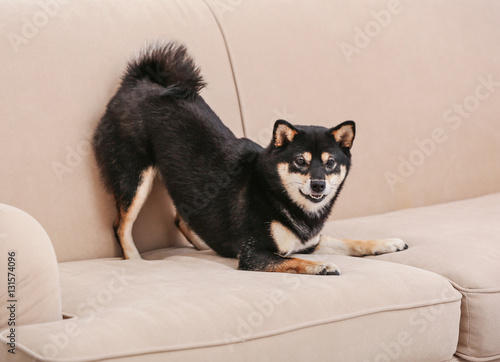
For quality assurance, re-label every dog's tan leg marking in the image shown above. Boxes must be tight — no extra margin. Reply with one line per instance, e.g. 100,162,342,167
115,167,156,259
314,235,407,256
174,212,210,251
267,257,339,275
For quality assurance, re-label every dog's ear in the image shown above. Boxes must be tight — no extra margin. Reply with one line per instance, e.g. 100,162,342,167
273,119,298,148
329,121,355,149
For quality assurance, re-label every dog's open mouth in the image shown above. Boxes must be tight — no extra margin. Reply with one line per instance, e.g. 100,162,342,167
300,190,326,203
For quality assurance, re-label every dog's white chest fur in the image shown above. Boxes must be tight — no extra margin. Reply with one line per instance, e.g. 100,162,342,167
270,221,319,256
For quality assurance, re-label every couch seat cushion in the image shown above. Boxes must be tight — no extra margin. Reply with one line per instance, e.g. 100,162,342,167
1,248,459,361
324,193,500,361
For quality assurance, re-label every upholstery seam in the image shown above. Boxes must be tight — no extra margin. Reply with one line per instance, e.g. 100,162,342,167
199,0,247,137
0,298,461,362
464,292,471,356
446,278,500,294
455,351,500,361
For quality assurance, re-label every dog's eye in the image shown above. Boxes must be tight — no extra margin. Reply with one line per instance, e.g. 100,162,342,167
325,159,336,168
294,157,306,167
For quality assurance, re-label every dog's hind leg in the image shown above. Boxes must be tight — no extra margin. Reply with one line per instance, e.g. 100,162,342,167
114,167,156,259
313,235,408,256
174,212,211,251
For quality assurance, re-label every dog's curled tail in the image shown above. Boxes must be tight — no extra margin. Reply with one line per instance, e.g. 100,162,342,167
124,41,206,100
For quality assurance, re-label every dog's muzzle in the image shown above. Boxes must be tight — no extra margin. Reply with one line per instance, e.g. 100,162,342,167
300,188,327,203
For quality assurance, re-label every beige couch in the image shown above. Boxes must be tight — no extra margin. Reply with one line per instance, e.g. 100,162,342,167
1,0,499,361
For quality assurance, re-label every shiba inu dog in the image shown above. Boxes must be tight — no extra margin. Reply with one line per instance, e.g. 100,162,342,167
93,42,407,275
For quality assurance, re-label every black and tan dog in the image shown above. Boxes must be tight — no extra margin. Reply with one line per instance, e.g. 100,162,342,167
93,42,407,275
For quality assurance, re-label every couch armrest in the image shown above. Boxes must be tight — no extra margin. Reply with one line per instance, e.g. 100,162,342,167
0,203,62,332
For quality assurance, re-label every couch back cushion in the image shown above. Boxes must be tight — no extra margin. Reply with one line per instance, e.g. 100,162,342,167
205,0,500,219
0,0,243,261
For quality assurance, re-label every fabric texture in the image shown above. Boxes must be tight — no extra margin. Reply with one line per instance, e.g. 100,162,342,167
0,248,460,361
323,193,500,361
0,204,62,330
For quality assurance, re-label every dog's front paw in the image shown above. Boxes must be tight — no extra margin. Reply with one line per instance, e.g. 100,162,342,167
309,261,341,276
371,238,408,255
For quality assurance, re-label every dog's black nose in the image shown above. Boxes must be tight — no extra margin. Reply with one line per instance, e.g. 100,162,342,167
310,180,326,193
